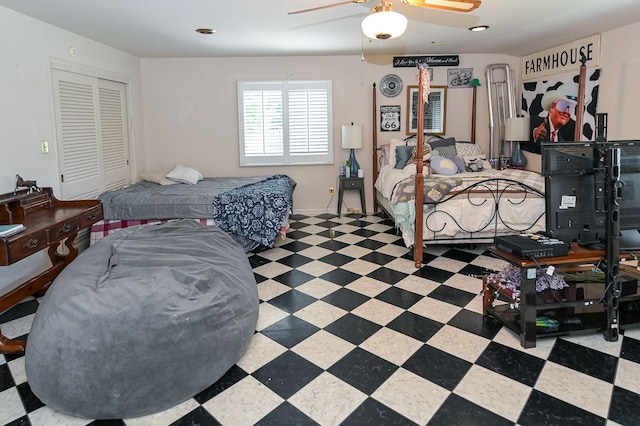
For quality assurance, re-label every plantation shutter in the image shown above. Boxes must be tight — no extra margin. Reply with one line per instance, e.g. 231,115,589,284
238,80,332,166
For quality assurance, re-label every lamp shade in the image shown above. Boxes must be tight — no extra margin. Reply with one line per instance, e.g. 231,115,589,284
505,117,530,142
342,124,363,149
361,2,407,40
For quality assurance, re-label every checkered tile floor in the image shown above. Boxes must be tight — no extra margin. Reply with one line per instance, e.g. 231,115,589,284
2,214,640,425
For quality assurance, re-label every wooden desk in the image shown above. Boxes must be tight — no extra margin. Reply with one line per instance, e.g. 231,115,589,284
0,188,102,354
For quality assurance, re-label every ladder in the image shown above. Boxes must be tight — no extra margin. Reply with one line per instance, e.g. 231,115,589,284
486,64,517,160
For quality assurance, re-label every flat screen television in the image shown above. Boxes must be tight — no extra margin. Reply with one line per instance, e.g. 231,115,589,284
543,140,640,250
608,140,640,250
542,142,607,245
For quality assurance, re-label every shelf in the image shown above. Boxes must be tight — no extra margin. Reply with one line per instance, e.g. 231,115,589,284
484,244,640,347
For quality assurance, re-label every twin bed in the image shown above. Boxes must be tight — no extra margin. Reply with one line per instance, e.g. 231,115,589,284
92,174,296,252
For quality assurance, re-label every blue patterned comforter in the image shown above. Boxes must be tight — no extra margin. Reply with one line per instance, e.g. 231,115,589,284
212,174,296,249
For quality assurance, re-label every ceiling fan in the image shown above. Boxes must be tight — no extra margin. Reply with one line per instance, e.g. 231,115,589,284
288,0,481,15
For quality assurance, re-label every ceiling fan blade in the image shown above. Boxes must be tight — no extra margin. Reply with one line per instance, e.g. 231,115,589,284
401,0,481,12
288,0,369,15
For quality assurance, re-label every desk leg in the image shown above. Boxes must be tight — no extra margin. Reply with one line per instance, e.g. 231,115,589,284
0,233,80,354
359,188,366,217
337,187,344,218
0,334,26,354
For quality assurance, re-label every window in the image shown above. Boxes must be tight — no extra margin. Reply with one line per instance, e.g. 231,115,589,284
238,80,333,166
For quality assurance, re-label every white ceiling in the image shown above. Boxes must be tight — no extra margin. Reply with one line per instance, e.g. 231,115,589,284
2,0,640,58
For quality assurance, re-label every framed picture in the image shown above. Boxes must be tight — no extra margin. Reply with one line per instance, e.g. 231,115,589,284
424,67,434,81
406,85,447,135
380,105,401,132
447,68,474,88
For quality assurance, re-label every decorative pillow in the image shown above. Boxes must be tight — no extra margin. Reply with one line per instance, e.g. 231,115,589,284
451,156,467,173
408,141,432,164
455,142,483,156
430,156,459,175
379,144,391,167
387,138,405,168
165,164,204,185
141,173,181,185
428,137,457,158
395,145,414,169
463,154,488,172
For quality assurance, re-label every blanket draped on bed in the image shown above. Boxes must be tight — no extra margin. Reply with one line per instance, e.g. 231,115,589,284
212,174,296,248
390,176,462,243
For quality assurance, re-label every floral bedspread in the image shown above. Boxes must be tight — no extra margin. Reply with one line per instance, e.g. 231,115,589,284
212,174,296,248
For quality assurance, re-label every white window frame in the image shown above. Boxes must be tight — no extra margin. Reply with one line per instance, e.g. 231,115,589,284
238,80,333,166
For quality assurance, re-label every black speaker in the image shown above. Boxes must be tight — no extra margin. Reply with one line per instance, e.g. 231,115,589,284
596,112,608,142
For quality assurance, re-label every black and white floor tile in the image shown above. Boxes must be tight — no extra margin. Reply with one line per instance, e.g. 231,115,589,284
2,213,640,425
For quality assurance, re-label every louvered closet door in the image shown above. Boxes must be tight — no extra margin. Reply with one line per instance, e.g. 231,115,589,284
52,69,130,200
98,79,130,192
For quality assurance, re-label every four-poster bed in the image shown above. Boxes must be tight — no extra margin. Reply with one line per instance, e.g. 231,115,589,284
372,70,546,267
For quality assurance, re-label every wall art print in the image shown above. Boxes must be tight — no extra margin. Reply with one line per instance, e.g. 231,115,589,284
380,105,401,132
520,68,601,154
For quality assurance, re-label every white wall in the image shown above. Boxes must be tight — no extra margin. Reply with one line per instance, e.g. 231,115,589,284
521,21,640,172
598,22,640,140
0,6,144,291
0,6,145,195
1,4,639,214
140,53,518,214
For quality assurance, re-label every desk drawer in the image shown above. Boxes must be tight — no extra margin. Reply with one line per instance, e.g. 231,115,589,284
79,205,103,228
51,218,79,240
9,229,49,262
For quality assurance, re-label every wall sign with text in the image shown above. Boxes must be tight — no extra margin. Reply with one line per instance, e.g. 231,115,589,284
380,105,401,132
393,55,459,68
522,34,601,80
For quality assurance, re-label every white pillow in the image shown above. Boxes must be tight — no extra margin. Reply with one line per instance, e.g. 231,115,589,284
141,173,181,185
165,164,204,185
462,154,489,172
455,142,483,156
386,139,406,169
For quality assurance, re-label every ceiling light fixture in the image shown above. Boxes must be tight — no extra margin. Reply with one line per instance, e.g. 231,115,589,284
468,25,489,32
195,28,216,35
361,1,408,40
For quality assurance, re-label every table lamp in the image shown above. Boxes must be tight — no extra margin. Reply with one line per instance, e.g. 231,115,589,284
505,117,530,169
342,123,363,177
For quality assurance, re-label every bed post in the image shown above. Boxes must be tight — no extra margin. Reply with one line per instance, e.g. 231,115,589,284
372,82,378,213
414,68,427,267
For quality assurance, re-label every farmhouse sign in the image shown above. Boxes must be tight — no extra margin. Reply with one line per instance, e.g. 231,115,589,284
522,34,601,80
393,55,460,68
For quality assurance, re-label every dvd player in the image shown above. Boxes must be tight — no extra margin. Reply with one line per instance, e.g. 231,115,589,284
494,234,570,259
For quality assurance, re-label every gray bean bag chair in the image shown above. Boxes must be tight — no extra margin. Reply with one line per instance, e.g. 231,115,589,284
25,220,258,419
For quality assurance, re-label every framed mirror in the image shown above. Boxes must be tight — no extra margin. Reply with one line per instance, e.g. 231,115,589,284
406,85,447,135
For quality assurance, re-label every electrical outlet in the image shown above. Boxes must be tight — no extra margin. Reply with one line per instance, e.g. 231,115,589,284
352,209,361,215
347,208,354,213
41,140,49,154
329,186,334,194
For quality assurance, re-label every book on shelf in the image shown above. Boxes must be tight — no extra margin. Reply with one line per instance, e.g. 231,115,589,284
0,224,26,238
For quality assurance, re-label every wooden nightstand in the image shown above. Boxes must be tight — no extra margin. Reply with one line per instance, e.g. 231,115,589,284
338,176,366,217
